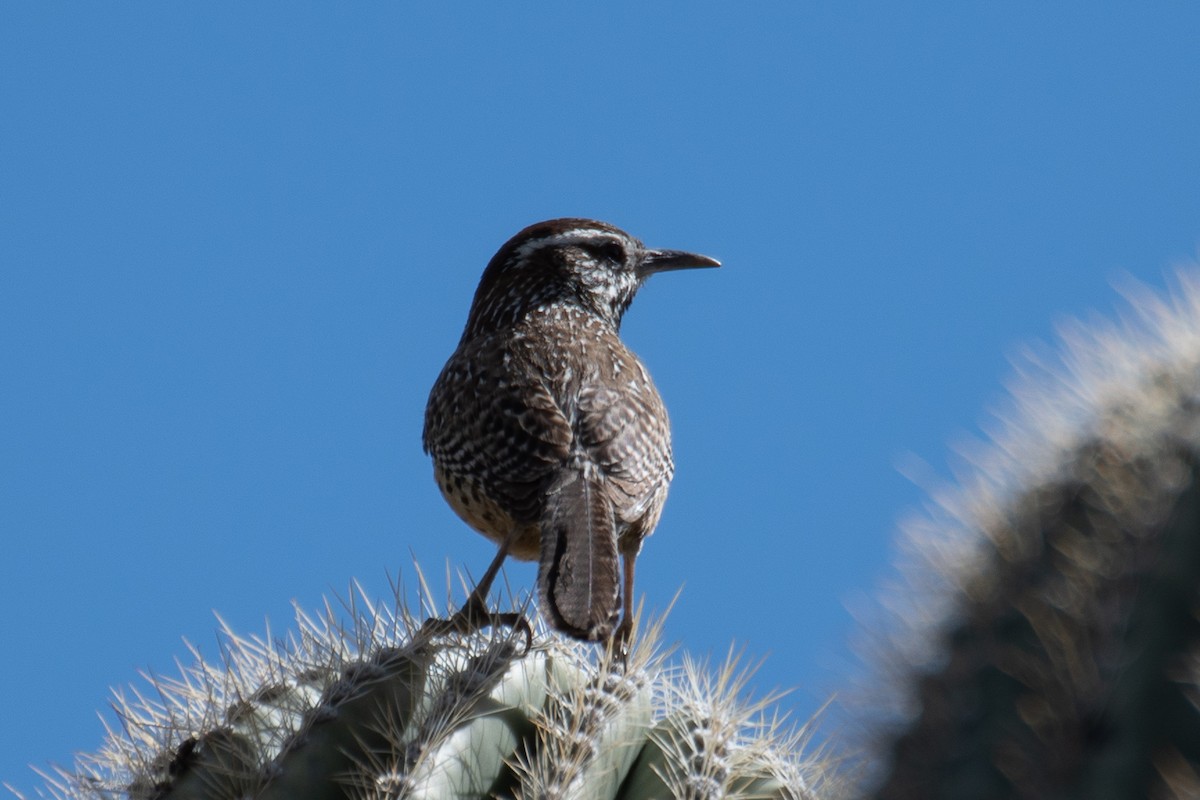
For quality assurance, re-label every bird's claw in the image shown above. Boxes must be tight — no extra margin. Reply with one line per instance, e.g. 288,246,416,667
420,597,533,655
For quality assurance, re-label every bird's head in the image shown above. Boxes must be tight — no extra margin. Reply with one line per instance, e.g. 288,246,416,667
461,218,720,341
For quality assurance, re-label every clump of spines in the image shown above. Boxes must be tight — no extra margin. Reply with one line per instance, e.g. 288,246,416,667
19,586,822,800
622,651,819,800
510,618,659,798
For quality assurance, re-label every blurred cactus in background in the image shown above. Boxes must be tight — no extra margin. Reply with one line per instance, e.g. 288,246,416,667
19,273,1200,800
855,273,1200,799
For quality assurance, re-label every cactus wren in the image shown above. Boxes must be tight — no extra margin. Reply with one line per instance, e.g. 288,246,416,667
423,218,719,642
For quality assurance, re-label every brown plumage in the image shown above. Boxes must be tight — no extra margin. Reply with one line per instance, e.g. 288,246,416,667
423,218,718,641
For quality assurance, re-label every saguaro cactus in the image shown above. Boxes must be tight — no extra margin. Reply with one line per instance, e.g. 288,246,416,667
24,596,823,800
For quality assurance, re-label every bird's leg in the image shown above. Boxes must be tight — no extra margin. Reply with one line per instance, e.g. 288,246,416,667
420,536,532,651
611,551,638,662
454,541,517,628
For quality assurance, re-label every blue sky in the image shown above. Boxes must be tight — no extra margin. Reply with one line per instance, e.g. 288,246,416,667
4,4,1200,793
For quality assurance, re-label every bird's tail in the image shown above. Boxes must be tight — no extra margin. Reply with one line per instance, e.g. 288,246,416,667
539,471,620,641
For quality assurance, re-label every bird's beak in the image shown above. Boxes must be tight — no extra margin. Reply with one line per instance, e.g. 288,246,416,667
638,248,722,278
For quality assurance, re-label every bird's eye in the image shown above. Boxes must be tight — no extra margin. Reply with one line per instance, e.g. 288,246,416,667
586,240,625,264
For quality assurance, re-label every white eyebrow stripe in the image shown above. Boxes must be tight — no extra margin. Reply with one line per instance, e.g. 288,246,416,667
514,229,621,260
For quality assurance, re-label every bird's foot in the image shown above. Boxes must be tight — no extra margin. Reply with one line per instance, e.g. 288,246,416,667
607,617,634,667
420,595,533,654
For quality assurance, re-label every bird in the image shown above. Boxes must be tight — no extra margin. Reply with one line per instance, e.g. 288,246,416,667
422,218,719,644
